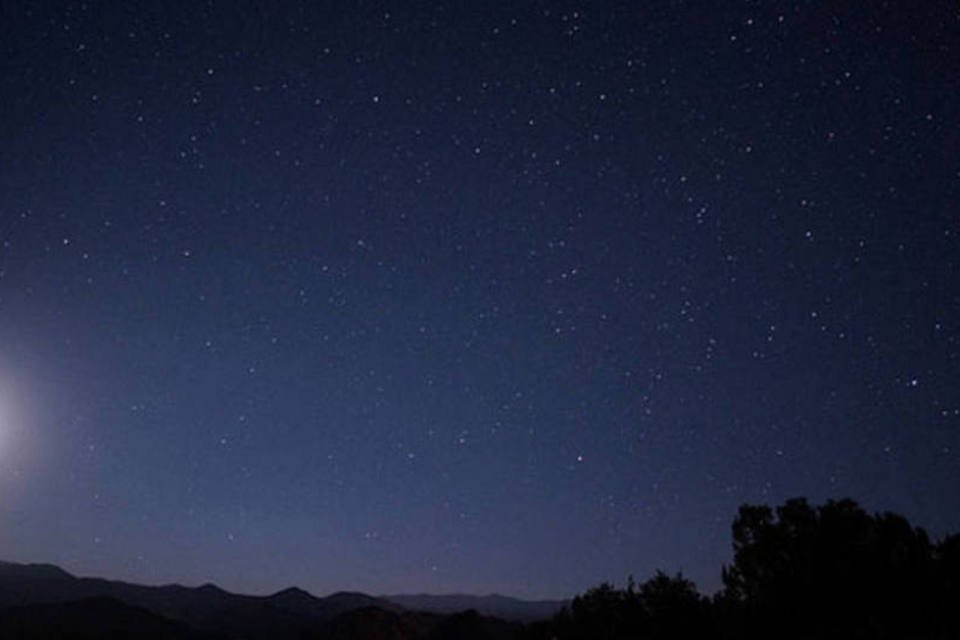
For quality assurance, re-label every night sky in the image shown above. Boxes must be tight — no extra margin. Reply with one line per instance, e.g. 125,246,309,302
0,1,958,600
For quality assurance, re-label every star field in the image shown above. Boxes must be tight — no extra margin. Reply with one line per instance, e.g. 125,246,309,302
0,1,957,599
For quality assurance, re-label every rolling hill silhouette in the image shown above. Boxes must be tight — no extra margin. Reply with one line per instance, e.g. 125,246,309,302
383,594,566,622
3,498,957,638
0,561,525,639
0,596,224,640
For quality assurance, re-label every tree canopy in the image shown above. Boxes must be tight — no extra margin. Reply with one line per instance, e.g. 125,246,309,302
527,497,959,640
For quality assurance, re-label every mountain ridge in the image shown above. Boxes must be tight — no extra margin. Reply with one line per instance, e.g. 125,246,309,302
0,560,536,638
383,593,567,622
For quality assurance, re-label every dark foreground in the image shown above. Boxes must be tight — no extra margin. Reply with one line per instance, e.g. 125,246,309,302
1,497,957,639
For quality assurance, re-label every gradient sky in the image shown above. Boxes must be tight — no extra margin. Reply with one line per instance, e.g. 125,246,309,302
0,1,957,599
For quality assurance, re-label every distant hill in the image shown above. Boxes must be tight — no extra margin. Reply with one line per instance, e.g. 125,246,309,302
266,586,404,619
383,593,567,622
0,560,346,638
0,596,224,639
0,560,523,639
324,607,519,640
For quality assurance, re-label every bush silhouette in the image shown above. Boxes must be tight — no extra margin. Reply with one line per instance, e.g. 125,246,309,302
529,573,709,640
529,497,959,640
721,497,939,638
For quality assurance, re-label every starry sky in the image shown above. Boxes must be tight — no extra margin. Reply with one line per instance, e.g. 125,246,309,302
0,1,957,600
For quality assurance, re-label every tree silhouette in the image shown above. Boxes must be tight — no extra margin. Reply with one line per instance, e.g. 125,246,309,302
721,497,940,639
637,571,710,639
530,497,959,640
562,581,639,639
528,573,709,640
934,532,960,636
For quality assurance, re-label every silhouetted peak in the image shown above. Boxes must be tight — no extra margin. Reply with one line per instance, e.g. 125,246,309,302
382,593,568,622
196,582,226,594
269,586,317,602
321,591,403,614
324,590,383,605
0,560,74,581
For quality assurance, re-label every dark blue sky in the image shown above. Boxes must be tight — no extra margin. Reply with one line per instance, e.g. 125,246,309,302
0,1,957,599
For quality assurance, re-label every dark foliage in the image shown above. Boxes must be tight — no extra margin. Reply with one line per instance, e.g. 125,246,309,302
524,572,712,640
529,497,960,640
719,497,949,639
1,498,956,639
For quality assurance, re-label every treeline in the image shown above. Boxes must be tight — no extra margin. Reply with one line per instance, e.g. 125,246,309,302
523,498,960,640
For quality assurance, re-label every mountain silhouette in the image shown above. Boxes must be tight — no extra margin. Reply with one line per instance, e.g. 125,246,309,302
0,561,520,639
383,594,567,622
3,497,957,639
266,586,404,620
0,596,225,639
